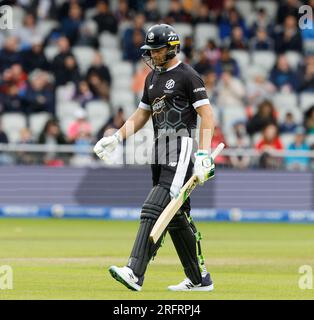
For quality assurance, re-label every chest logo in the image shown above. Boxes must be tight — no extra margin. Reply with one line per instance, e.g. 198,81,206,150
165,79,175,90
149,84,154,90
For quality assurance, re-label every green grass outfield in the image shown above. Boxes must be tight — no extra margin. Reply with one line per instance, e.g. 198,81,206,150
0,218,313,300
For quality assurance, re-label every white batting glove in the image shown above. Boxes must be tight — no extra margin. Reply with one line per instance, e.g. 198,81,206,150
93,131,122,164
194,149,215,185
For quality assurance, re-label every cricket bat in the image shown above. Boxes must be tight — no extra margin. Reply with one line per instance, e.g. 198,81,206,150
150,143,225,244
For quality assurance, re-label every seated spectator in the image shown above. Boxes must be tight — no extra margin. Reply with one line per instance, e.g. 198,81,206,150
97,107,125,141
56,55,81,87
76,20,99,49
60,3,83,45
269,55,297,92
192,2,212,24
0,37,21,72
181,36,195,63
122,13,146,62
0,84,25,113
285,127,310,171
255,123,283,169
297,55,314,92
38,119,67,166
250,8,274,38
115,0,132,23
214,47,240,78
11,13,41,50
67,108,92,144
21,37,50,73
70,129,94,167
218,7,247,41
23,70,55,114
203,69,218,104
279,112,298,134
216,70,245,108
16,128,36,165
93,0,118,34
246,70,276,109
194,50,212,76
166,0,192,24
304,105,314,134
274,15,303,53
250,28,274,51
276,0,300,26
247,100,277,136
144,0,161,22
87,72,110,101
229,121,251,169
86,51,112,87
204,40,221,66
228,26,248,50
10,64,28,92
75,81,94,108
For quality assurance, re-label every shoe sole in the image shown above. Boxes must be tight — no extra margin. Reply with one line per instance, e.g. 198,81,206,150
168,283,214,292
109,267,142,292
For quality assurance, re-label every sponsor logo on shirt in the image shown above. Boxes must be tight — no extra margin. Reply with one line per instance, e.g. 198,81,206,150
165,79,175,89
193,87,206,93
152,95,166,114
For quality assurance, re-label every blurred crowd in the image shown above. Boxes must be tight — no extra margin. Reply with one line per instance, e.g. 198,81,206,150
0,0,314,170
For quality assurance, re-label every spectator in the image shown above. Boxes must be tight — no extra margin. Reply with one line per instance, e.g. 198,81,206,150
115,0,132,23
246,70,276,109
70,129,94,167
279,112,298,134
285,126,310,171
192,2,212,24
246,100,277,136
181,36,195,63
250,28,274,51
269,54,297,92
38,119,67,166
274,15,303,53
204,40,221,66
250,8,274,38
10,13,41,50
166,0,192,24
193,50,212,76
276,0,300,26
0,37,21,72
214,47,240,78
203,69,218,104
229,121,251,169
97,107,125,140
67,108,92,144
58,55,81,87
16,128,36,165
23,70,55,114
93,0,118,34
86,72,110,101
21,37,50,73
60,3,84,45
75,81,94,108
304,105,314,134
86,51,112,87
76,20,99,49
297,55,314,92
228,26,248,50
144,0,161,22
216,70,245,108
122,13,146,62
256,123,284,169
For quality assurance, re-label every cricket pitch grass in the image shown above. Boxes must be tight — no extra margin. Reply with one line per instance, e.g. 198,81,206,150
0,218,313,300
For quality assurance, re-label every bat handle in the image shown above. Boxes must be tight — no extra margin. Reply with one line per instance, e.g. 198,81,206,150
211,143,225,160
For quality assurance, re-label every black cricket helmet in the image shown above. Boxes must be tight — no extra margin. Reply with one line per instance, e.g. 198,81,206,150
141,24,180,71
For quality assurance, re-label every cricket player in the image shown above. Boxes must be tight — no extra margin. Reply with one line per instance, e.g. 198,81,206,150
94,24,215,292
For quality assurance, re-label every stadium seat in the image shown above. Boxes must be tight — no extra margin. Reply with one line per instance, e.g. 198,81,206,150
235,0,253,18
172,23,193,40
72,46,96,74
273,93,298,109
100,48,123,64
85,100,111,134
285,51,302,69
110,61,133,78
99,31,119,49
11,5,25,28
252,132,262,146
29,112,51,139
230,50,250,77
251,51,276,72
281,133,295,148
36,20,59,38
255,1,278,19
112,76,131,91
1,113,27,143
300,93,314,112
85,8,97,19
111,89,136,110
56,101,82,120
44,46,59,61
194,23,219,50
222,105,247,134
157,0,170,16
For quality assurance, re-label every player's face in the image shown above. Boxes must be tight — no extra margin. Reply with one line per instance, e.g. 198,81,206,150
150,47,168,66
